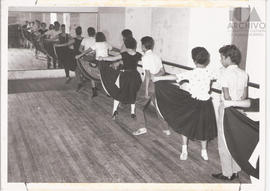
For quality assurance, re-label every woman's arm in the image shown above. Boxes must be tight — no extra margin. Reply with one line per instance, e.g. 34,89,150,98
152,74,178,82
222,87,232,100
79,45,84,53
120,44,126,53
240,87,248,100
55,38,75,47
144,70,151,98
76,47,94,59
223,99,251,108
155,67,165,76
45,35,59,42
101,54,122,61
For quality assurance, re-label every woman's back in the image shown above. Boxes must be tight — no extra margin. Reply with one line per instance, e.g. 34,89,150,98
121,52,142,70
74,37,83,55
93,42,112,58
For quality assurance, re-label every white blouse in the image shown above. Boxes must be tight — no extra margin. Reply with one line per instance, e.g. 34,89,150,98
141,50,163,75
175,68,217,101
92,42,112,59
219,65,248,101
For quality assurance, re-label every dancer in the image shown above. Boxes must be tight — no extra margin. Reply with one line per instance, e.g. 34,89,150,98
44,22,61,68
73,26,83,55
212,45,249,180
120,29,133,53
152,47,217,161
132,36,167,136
75,27,98,96
98,37,142,119
53,24,75,83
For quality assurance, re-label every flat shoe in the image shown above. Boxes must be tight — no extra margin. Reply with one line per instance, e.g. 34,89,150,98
212,173,234,181
133,128,147,136
201,150,208,161
180,152,188,160
131,114,136,118
163,130,171,136
112,111,118,120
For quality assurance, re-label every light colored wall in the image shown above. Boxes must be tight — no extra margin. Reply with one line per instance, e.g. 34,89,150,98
151,8,190,74
70,13,80,36
98,7,125,49
79,13,98,37
245,5,265,98
125,7,152,53
187,8,232,70
8,12,40,24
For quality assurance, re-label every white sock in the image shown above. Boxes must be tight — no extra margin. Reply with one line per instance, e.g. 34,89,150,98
113,100,120,113
182,145,187,153
131,104,135,114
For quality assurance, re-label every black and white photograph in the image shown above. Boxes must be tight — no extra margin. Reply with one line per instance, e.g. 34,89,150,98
1,0,267,191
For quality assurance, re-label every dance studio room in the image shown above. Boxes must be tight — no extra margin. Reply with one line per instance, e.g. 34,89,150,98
6,4,264,187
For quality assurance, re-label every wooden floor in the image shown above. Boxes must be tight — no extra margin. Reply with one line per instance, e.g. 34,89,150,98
8,48,49,71
8,77,251,183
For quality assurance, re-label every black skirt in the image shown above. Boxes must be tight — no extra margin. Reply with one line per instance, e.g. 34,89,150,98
55,46,76,71
155,80,217,141
223,107,259,178
99,61,142,104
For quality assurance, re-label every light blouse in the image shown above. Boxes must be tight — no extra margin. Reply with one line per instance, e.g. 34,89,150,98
176,67,217,101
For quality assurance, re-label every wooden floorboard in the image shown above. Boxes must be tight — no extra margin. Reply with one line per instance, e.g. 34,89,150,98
8,77,251,183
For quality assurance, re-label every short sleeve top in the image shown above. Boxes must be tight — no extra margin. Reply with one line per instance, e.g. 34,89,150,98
92,42,113,58
175,67,217,100
80,36,95,50
121,52,142,70
219,65,248,101
141,50,163,75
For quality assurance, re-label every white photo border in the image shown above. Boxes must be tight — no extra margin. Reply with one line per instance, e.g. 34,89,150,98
1,0,267,191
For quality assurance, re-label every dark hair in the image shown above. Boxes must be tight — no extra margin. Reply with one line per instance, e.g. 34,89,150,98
121,29,133,39
49,24,54,30
76,26,82,35
124,37,137,49
54,21,60,27
141,36,154,50
87,27,96,37
95,32,106,42
41,22,46,27
61,24,65,28
219,45,241,65
191,47,210,66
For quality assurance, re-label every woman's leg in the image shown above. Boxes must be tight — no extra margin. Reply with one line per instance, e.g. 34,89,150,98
180,135,188,160
91,79,98,97
201,140,208,160
131,104,136,118
62,61,71,83
112,100,120,120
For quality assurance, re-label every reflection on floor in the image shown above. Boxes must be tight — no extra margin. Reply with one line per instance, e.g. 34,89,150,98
8,77,251,183
8,48,48,71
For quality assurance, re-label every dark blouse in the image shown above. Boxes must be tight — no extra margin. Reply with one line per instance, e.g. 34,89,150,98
120,52,142,70
74,37,83,55
58,33,70,44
